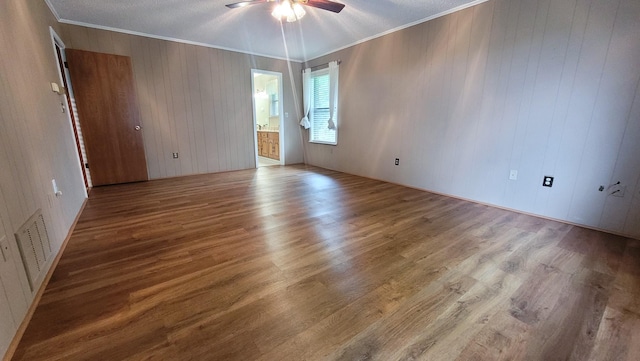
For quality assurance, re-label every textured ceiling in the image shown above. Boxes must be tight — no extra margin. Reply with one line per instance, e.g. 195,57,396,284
46,0,487,62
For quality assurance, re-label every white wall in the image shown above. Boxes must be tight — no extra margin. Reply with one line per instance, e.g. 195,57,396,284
0,0,88,358
59,24,304,177
304,0,640,238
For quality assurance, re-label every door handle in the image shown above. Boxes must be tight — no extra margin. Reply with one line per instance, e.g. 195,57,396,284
134,125,141,131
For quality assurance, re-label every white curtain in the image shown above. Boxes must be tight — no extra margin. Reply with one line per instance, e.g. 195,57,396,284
327,61,339,130
299,68,312,129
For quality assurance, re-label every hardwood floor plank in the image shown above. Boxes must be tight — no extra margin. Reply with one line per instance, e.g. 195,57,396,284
399,270,522,361
608,241,640,316
588,307,640,361
278,270,478,361
10,165,640,361
455,313,532,361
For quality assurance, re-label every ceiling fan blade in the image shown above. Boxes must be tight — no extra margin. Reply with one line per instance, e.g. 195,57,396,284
303,0,346,13
225,0,270,9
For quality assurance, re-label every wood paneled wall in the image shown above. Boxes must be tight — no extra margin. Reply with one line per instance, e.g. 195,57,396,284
304,0,640,238
59,25,304,180
0,0,87,358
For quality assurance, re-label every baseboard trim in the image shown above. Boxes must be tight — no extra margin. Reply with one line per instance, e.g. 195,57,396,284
419,187,638,240
303,164,639,241
3,198,88,361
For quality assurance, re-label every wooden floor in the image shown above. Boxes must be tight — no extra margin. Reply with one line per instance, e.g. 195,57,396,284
12,165,640,361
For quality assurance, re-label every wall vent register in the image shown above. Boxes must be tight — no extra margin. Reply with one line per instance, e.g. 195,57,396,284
14,209,52,290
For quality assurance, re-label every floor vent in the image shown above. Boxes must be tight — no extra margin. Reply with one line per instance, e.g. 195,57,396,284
15,209,52,290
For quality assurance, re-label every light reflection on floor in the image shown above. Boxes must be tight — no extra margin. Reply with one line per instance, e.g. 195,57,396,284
251,168,354,279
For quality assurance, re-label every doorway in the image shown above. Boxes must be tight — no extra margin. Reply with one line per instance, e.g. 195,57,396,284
251,69,284,167
50,27,91,192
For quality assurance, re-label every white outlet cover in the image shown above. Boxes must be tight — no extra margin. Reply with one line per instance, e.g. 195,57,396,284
509,170,518,180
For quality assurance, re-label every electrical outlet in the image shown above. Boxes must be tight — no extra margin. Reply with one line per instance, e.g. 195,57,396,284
610,184,626,197
543,176,554,187
0,236,9,262
509,170,518,180
395,158,400,166
172,153,179,159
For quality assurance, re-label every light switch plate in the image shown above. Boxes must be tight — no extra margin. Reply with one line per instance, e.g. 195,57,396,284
0,236,9,262
509,170,518,180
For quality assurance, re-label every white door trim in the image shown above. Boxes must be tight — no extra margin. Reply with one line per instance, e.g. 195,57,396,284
49,27,88,197
250,69,285,167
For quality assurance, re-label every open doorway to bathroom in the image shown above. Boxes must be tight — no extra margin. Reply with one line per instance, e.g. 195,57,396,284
251,69,284,167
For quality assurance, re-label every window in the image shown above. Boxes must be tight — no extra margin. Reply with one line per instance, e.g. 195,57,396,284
309,66,338,145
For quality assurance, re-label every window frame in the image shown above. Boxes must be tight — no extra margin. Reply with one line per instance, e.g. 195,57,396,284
309,67,338,145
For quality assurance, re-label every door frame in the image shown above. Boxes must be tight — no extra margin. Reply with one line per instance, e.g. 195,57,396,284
49,27,89,197
251,69,284,167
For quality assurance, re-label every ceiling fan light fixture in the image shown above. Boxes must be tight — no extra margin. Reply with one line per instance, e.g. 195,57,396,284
292,3,306,20
271,0,306,22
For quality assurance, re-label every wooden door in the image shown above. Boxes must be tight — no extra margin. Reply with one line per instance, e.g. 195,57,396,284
65,49,148,186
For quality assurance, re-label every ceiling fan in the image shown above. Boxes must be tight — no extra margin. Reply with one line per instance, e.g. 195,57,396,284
225,0,345,22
